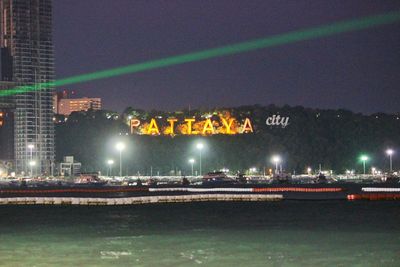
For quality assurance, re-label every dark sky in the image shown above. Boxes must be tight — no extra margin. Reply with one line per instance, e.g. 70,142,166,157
53,0,400,114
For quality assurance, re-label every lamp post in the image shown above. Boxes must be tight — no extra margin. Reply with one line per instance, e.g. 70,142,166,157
360,155,369,175
116,142,125,177
271,155,281,174
307,167,312,175
196,143,204,176
28,144,34,176
188,158,195,176
386,149,394,172
29,161,36,177
107,159,114,177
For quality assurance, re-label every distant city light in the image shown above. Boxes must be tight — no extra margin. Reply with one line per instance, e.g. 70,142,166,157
249,167,257,173
271,155,281,164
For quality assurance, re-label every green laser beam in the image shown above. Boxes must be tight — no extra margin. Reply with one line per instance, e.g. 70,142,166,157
1,10,400,97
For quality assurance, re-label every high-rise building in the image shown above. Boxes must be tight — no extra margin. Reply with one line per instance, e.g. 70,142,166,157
0,0,55,175
0,82,15,163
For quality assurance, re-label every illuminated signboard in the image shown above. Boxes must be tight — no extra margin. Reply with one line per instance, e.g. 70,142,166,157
266,115,290,128
129,113,253,136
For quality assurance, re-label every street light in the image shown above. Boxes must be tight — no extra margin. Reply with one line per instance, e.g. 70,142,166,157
188,158,195,176
29,160,36,177
107,159,114,177
116,142,125,177
28,144,34,176
196,143,204,176
307,167,312,175
386,149,394,172
360,155,369,175
271,155,281,174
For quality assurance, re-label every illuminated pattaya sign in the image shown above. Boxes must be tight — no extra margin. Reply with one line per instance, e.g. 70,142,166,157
130,116,253,136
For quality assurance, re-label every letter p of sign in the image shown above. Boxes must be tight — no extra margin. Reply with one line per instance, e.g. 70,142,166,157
130,119,141,134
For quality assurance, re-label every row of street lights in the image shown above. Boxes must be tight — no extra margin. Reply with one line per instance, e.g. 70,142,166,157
107,141,205,177
24,140,396,177
108,141,204,176
270,149,395,176
105,142,395,177
360,149,395,174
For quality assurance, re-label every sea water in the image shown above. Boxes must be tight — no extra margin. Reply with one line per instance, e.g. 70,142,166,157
0,201,399,266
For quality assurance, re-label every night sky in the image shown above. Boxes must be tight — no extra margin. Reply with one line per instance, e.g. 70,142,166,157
53,1,400,114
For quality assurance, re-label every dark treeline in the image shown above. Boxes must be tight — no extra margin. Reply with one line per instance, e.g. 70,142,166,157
55,105,400,175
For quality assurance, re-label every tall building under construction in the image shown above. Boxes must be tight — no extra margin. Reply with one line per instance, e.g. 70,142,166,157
0,0,55,174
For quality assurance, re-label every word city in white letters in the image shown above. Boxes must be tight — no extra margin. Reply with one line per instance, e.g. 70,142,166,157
266,115,290,128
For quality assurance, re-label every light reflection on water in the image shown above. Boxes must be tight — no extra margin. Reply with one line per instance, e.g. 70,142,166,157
0,201,399,266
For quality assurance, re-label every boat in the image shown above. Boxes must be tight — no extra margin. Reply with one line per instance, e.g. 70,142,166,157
384,173,400,183
74,173,108,186
272,172,292,184
316,172,327,183
202,172,236,186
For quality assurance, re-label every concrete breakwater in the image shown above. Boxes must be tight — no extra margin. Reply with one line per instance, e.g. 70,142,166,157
1,184,400,205
0,194,283,205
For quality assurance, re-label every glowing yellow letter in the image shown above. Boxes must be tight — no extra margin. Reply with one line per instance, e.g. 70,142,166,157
185,118,196,135
130,119,141,134
167,118,178,135
241,118,253,133
202,119,215,135
221,118,235,134
147,118,160,135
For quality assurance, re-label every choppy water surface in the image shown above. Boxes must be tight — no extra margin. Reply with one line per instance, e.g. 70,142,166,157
0,201,399,266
